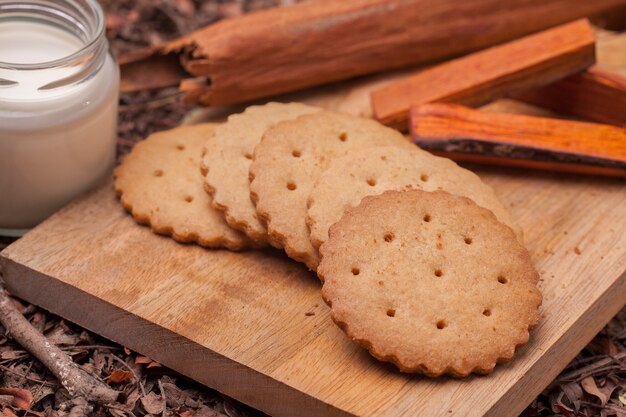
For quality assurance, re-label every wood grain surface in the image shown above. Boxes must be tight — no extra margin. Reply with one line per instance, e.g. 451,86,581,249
516,66,626,126
120,0,626,105
2,27,626,417
371,20,596,129
409,103,626,177
2,167,625,417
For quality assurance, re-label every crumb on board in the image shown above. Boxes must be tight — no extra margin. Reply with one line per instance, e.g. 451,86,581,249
574,246,582,255
305,311,315,316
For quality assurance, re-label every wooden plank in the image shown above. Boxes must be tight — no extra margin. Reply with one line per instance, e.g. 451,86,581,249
409,103,626,177
0,193,351,417
1,171,625,417
370,19,596,129
515,67,626,126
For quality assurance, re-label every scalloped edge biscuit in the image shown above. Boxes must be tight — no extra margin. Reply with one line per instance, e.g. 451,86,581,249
202,102,320,246
307,145,522,250
114,124,253,250
249,110,416,270
319,189,541,377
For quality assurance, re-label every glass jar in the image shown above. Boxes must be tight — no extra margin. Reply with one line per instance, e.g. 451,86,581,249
0,0,119,236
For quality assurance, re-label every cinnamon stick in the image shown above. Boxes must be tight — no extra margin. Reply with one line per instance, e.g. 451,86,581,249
371,19,596,130
515,67,626,126
119,0,626,106
409,103,626,178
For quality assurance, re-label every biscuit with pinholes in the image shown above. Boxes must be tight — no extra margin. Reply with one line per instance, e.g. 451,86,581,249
202,102,320,246
319,189,541,377
115,124,252,250
307,145,522,250
249,111,416,270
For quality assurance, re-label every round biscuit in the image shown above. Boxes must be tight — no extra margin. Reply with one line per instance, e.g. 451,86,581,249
319,189,541,377
307,146,522,249
202,102,320,246
249,111,416,270
114,124,252,250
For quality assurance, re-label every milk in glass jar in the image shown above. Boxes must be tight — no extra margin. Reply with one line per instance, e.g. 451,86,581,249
0,0,119,236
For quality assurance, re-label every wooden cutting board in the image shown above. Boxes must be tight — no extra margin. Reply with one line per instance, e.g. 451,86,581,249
2,30,626,417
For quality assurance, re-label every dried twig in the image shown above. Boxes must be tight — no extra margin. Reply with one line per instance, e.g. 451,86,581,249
580,400,626,414
558,351,626,381
158,379,167,417
0,283,121,404
0,365,55,387
63,345,123,352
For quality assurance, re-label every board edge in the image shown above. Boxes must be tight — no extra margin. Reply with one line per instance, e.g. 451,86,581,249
0,254,356,417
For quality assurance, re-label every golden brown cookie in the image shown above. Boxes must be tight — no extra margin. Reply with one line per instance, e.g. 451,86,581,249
202,102,319,246
114,124,252,250
249,111,415,270
307,146,522,249
319,189,541,377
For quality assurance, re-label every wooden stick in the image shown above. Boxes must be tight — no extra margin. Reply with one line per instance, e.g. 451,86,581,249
0,283,122,404
119,0,626,105
409,103,626,177
515,67,626,126
371,19,596,130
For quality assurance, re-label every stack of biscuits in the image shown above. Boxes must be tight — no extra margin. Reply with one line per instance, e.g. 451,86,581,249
115,102,542,377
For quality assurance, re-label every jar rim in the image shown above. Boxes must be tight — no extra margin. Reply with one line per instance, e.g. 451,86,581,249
0,0,106,70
